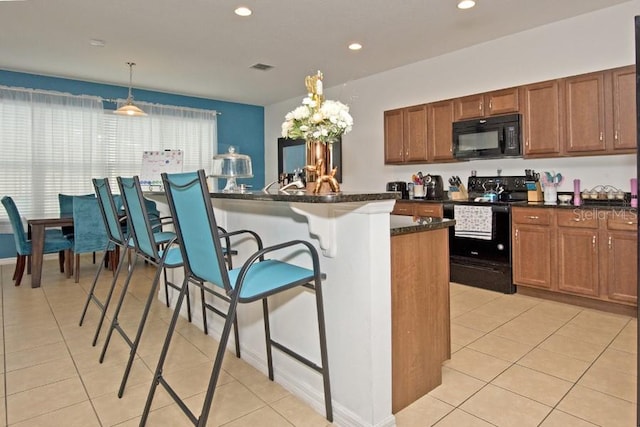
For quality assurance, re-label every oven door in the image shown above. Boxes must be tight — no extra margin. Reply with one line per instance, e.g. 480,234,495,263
444,204,510,263
443,203,515,293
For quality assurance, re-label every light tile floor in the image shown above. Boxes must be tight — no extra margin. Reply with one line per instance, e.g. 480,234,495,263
0,257,637,426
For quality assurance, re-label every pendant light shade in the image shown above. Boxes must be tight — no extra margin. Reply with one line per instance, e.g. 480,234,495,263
114,62,147,116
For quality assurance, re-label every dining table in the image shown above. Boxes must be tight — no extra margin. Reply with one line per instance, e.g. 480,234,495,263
27,216,73,288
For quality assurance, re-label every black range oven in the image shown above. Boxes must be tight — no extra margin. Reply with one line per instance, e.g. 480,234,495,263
442,175,528,294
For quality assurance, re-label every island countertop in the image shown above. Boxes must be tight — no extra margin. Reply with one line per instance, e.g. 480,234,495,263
390,215,455,236
209,190,399,203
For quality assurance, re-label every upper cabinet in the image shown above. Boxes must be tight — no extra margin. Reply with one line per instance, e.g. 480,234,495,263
454,87,519,120
521,80,564,157
564,71,607,154
428,100,455,162
383,64,636,165
384,105,429,164
611,65,636,152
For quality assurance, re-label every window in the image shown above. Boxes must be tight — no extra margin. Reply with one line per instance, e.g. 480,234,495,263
0,86,217,230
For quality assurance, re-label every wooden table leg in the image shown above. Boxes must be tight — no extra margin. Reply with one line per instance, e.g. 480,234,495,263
30,224,45,288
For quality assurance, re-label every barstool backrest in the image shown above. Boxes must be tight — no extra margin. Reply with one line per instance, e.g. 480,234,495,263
117,176,160,259
161,170,231,294
92,178,126,245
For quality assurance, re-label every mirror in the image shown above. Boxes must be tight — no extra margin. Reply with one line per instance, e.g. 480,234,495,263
277,138,342,182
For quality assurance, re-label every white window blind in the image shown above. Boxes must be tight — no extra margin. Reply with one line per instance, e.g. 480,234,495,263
0,86,217,230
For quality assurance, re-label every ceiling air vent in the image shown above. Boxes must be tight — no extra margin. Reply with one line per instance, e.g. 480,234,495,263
250,63,274,71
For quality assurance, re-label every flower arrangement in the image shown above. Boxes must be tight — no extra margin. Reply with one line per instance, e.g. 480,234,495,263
281,71,353,144
541,171,564,187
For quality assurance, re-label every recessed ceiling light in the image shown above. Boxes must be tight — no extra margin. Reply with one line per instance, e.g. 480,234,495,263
89,39,106,47
234,6,252,16
348,43,363,51
457,0,476,9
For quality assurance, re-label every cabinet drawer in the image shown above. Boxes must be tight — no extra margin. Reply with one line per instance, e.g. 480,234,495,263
512,208,552,225
607,211,638,231
392,202,414,216
557,209,598,228
415,204,443,218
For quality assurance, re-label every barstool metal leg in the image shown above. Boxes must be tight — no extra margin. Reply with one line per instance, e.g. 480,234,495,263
91,246,129,346
99,253,139,363
314,279,333,422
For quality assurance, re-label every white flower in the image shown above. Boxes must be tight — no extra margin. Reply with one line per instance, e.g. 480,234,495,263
281,88,353,144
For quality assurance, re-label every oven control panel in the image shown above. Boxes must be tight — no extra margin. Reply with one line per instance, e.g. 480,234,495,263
467,176,528,193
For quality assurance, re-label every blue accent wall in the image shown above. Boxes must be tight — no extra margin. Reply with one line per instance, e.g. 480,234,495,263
0,69,265,259
0,70,265,189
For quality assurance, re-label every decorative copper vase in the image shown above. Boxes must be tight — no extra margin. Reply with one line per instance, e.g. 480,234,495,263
305,140,340,193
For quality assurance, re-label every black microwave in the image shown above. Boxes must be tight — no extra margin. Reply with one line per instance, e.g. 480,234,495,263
452,114,521,160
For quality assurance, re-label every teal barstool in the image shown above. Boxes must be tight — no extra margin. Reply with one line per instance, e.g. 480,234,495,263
79,178,133,346
140,169,332,426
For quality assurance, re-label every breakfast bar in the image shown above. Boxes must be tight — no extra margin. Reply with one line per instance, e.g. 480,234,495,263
157,191,454,427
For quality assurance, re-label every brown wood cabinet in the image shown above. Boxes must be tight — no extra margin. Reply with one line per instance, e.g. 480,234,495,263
428,100,455,161
454,87,519,120
611,65,637,152
564,71,608,154
513,207,637,307
391,226,450,413
521,80,563,156
384,105,429,164
392,201,443,218
603,210,638,304
556,210,599,297
512,208,555,290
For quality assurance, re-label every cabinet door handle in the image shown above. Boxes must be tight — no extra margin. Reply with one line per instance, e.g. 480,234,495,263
628,221,635,225
572,218,582,222
525,138,529,147
515,229,519,240
615,130,619,141
525,215,539,220
489,100,492,110
592,235,597,248
599,132,604,141
479,102,483,111
608,236,612,249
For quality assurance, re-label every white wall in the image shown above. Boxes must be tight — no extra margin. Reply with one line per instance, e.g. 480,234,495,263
265,1,640,194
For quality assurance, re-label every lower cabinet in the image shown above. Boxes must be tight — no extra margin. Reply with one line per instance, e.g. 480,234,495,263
556,210,600,297
512,208,555,289
512,207,637,307
604,211,638,304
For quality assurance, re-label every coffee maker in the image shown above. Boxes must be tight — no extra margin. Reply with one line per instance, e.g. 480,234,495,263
424,175,444,200
386,181,409,199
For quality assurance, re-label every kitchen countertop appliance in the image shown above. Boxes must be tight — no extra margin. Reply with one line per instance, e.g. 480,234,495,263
387,181,409,199
424,175,444,200
442,175,528,294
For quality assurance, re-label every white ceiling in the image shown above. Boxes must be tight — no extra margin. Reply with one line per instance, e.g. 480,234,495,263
0,0,632,106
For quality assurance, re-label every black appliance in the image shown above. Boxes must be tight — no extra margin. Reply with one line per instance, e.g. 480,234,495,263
443,175,528,294
453,114,522,160
387,181,409,199
425,175,445,200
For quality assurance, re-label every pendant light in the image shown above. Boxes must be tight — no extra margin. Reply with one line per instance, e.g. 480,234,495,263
114,62,147,116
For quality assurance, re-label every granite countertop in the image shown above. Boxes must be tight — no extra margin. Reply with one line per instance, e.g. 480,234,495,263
390,215,455,236
518,201,637,211
210,190,400,203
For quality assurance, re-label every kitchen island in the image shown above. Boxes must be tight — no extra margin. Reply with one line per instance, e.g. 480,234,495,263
158,191,454,427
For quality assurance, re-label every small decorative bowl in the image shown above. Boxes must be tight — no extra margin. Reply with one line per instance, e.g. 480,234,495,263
558,194,572,204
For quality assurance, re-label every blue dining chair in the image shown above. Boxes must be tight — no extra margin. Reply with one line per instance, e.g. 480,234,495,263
1,196,73,286
67,196,113,283
140,169,332,426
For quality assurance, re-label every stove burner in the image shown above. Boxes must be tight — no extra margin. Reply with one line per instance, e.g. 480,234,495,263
465,175,528,204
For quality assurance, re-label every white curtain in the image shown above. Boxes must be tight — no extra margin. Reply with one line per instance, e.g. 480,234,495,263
0,87,217,229
0,86,103,227
111,100,217,179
